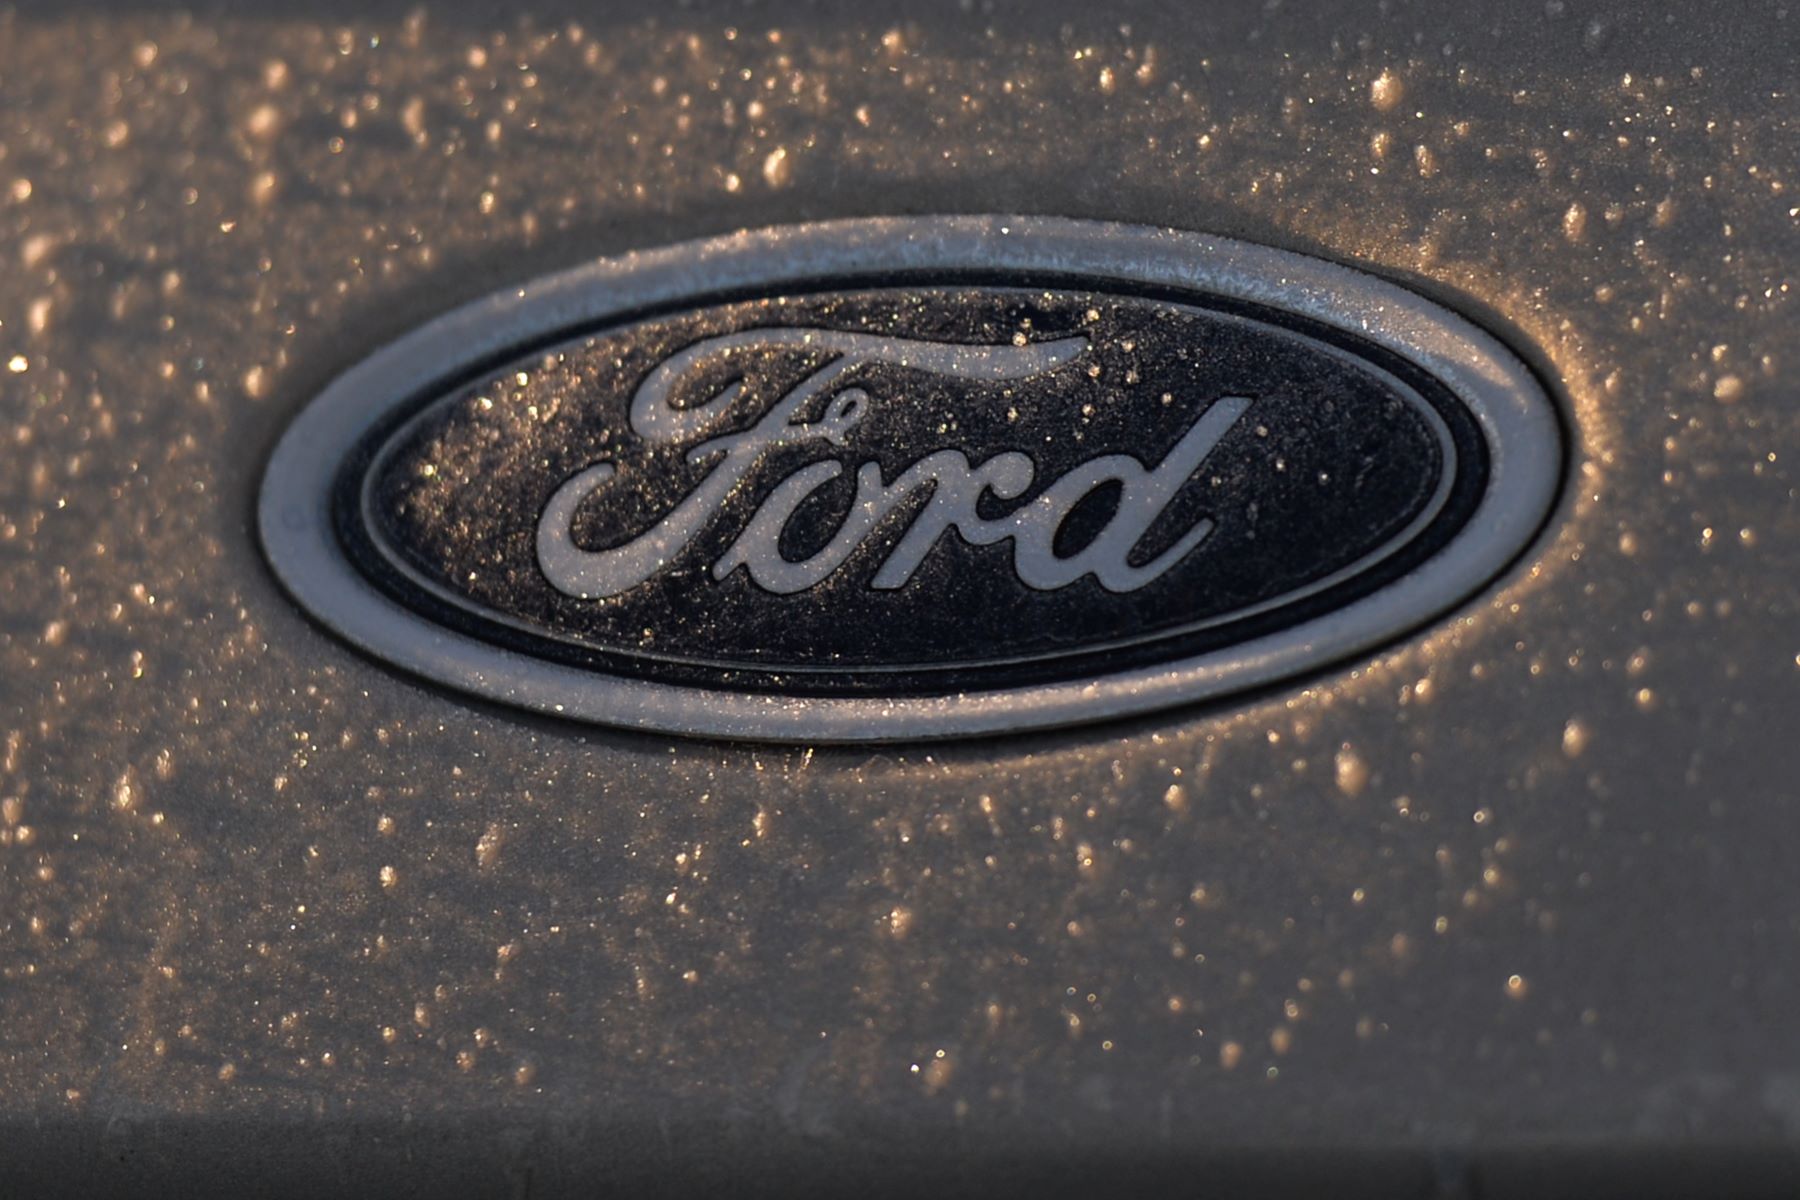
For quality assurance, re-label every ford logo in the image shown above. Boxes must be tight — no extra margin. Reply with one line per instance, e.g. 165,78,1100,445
259,217,1563,741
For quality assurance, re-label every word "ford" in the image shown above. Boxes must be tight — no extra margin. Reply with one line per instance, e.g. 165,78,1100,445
534,329,1255,600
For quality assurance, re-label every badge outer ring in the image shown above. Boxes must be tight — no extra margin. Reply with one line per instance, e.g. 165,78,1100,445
258,215,1564,743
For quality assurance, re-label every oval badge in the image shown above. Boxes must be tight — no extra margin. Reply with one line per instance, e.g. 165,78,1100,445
260,217,1563,741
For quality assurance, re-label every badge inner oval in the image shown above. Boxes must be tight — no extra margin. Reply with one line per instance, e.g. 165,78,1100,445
259,217,1563,741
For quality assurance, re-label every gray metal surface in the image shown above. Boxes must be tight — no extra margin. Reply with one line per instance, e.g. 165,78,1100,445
0,1,1796,1195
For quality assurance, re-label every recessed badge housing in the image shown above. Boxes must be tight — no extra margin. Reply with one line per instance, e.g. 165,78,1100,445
259,217,1563,741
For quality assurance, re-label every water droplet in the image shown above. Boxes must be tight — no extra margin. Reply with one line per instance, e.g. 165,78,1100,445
1334,746,1370,796
1369,68,1405,113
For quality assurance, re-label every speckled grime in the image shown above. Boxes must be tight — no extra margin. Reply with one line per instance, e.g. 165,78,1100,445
0,2,1796,1190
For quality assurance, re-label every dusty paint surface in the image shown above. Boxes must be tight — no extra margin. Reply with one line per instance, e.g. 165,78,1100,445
0,0,1795,1191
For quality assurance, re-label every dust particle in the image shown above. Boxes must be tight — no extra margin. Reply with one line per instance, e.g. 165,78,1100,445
1334,746,1370,797
1562,202,1588,242
762,147,791,188
475,822,503,869
1369,68,1404,112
